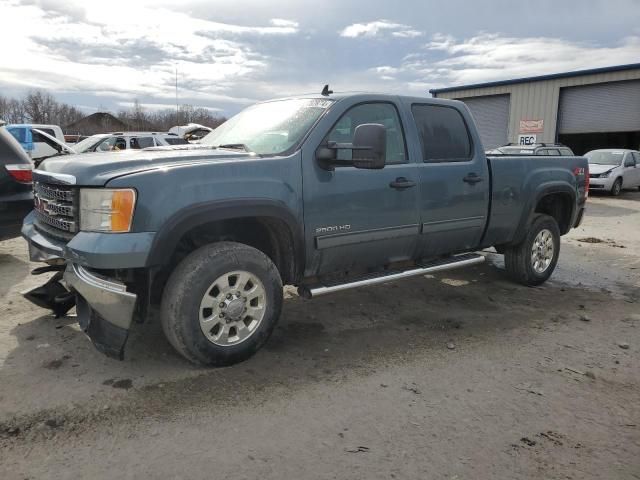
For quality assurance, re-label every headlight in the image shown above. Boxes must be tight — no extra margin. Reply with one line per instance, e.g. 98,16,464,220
601,170,612,178
79,188,136,232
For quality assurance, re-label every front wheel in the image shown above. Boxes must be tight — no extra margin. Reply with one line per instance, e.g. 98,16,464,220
161,242,283,366
611,178,622,196
504,214,560,286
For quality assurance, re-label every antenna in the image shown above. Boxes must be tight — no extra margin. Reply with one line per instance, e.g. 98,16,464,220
321,84,333,96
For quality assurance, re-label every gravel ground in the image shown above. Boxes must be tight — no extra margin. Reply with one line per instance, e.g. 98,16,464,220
0,192,639,479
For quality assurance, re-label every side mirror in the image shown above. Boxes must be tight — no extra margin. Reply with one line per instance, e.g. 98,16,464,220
351,123,386,169
316,123,387,170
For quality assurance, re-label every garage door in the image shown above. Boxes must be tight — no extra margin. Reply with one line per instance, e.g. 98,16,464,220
558,80,640,134
457,94,510,150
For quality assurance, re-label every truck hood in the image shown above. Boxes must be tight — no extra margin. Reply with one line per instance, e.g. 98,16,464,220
588,163,619,174
34,146,252,186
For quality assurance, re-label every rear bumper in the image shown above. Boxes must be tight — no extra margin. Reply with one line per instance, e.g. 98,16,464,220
64,263,137,359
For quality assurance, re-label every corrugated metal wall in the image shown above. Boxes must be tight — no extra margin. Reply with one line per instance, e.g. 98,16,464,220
457,94,510,149
434,68,640,144
558,80,640,134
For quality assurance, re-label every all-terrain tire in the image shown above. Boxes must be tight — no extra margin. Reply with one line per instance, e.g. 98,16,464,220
611,178,622,196
160,242,283,366
504,214,560,286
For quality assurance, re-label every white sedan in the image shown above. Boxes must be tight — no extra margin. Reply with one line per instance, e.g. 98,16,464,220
586,149,640,196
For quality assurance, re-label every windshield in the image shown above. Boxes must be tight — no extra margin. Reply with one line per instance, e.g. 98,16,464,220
201,98,333,155
585,150,624,165
75,135,107,153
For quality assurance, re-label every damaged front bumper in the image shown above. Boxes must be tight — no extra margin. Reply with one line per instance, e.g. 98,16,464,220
23,226,138,360
64,263,137,359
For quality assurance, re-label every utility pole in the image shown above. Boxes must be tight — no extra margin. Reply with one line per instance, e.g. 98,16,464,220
175,66,179,125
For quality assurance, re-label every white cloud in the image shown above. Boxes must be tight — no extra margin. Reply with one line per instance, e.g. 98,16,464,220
340,19,422,38
0,0,300,111
379,33,640,93
270,18,299,29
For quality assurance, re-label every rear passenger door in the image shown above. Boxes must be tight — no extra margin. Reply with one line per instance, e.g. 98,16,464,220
408,103,490,257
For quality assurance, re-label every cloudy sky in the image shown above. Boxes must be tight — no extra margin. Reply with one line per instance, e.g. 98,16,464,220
1,0,639,116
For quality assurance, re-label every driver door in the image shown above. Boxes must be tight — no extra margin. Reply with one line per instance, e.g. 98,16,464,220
301,101,420,276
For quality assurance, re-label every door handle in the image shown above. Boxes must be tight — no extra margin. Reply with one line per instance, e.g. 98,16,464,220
389,177,416,190
463,173,483,184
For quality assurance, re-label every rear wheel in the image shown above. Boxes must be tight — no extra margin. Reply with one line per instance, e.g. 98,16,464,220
611,178,622,196
504,214,560,286
161,242,283,366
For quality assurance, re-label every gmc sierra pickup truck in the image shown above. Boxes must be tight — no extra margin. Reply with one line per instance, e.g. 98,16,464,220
21,91,588,366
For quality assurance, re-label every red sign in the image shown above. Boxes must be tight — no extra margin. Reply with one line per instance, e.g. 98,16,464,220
519,119,544,133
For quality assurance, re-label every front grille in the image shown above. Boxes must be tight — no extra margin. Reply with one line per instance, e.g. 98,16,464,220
33,182,77,238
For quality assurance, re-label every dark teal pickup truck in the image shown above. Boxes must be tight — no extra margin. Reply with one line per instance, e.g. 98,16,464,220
21,91,589,365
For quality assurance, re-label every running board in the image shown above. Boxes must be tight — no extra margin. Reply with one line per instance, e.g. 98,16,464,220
298,253,485,299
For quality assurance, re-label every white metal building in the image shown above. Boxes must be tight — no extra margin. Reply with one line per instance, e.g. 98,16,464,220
430,63,640,154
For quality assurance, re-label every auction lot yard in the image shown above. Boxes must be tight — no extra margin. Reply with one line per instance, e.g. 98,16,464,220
1,192,639,479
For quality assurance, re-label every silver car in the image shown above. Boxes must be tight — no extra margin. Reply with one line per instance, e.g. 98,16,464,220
586,149,640,196
74,132,188,153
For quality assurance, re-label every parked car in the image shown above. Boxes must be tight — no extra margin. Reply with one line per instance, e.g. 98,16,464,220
490,143,574,156
0,127,34,241
586,149,640,195
169,123,213,143
22,92,588,365
5,124,66,161
74,132,188,153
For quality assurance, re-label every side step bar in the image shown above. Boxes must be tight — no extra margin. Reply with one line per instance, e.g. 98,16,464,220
298,253,485,299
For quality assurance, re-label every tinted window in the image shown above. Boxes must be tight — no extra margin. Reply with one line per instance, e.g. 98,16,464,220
32,129,56,142
327,103,407,164
164,137,189,145
546,149,560,156
130,137,155,149
560,148,573,156
411,104,472,162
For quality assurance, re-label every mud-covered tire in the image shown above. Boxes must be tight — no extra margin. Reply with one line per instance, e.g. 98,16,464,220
610,178,622,196
160,242,283,366
504,214,560,286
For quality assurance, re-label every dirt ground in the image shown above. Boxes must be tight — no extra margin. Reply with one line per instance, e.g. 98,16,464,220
0,192,639,479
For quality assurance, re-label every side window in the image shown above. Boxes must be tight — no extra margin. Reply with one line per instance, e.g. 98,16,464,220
96,137,116,152
327,103,407,165
547,149,560,156
7,127,27,144
633,152,640,164
536,149,549,156
130,137,154,149
560,148,573,156
114,137,127,150
411,104,472,162
624,153,636,167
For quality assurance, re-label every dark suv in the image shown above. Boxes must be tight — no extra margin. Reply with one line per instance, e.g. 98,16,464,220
0,127,33,240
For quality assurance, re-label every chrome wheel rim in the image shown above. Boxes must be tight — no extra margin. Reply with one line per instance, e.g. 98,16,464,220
531,229,554,274
199,270,266,346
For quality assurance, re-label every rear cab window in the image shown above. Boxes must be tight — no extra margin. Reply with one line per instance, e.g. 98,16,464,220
411,104,473,162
